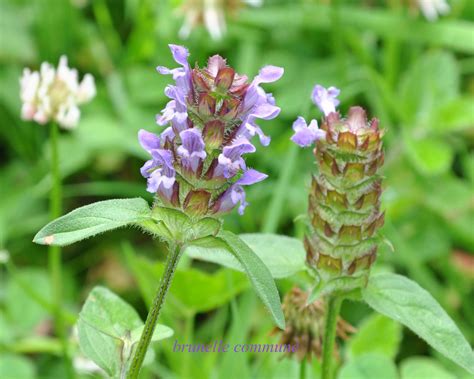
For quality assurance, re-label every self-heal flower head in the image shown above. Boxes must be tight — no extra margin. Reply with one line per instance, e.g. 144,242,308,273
20,56,96,129
139,44,283,217
311,85,340,116
293,85,385,296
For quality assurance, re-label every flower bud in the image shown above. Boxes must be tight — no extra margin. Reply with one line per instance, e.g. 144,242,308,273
274,287,355,361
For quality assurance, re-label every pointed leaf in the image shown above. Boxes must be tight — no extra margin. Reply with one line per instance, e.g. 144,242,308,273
363,273,474,374
189,231,286,329
33,198,151,246
77,286,173,377
185,233,306,278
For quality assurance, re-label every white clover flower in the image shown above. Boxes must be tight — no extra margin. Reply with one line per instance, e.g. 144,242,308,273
20,56,96,129
178,0,262,40
417,0,450,21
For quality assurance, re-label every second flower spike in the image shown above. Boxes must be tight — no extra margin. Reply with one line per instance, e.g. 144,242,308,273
291,85,385,296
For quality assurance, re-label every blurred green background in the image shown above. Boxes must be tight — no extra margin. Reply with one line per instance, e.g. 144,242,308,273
0,0,473,378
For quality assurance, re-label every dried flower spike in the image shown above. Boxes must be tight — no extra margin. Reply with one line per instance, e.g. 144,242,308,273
274,287,355,361
291,85,385,295
20,56,96,129
140,44,283,217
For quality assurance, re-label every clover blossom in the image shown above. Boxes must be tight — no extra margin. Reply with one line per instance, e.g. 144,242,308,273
291,85,385,295
20,56,96,129
178,0,263,40
140,44,283,216
417,0,450,21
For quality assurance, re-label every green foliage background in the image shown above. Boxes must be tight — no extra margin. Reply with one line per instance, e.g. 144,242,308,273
0,0,473,378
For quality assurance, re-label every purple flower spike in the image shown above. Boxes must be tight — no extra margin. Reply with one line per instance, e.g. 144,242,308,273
138,129,160,152
311,85,340,116
142,45,283,216
177,128,207,173
290,117,326,147
214,138,256,178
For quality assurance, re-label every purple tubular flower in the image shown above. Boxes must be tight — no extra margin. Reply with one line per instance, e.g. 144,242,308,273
156,45,192,132
177,128,206,173
237,66,284,146
290,117,326,147
139,142,176,200
212,169,268,215
214,138,256,179
138,129,161,152
311,85,340,116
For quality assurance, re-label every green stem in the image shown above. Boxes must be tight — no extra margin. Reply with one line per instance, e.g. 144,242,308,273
321,296,343,379
49,122,74,378
299,358,306,379
127,243,183,379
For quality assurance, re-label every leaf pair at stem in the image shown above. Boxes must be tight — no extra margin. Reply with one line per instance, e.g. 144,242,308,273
34,197,286,377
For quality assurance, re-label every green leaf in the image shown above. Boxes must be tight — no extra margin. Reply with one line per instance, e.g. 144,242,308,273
190,231,286,329
0,354,35,379
125,252,249,314
347,314,402,360
338,353,398,379
130,324,174,345
404,135,453,176
33,198,151,246
432,96,474,133
77,286,173,377
363,273,474,374
399,51,459,126
185,233,306,278
5,268,51,335
400,357,455,379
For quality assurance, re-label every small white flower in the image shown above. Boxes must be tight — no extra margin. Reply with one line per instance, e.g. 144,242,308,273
19,55,96,129
178,0,262,40
417,0,450,21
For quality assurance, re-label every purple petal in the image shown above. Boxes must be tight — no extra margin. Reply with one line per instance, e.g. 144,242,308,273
169,44,189,67
290,117,325,147
223,138,256,161
311,84,340,116
161,127,175,142
236,169,268,185
138,129,160,152
253,66,284,85
140,159,155,178
177,128,206,173
252,103,281,120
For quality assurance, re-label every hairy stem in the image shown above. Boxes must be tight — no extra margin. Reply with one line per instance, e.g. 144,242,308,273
127,243,182,379
321,296,343,379
49,122,74,378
